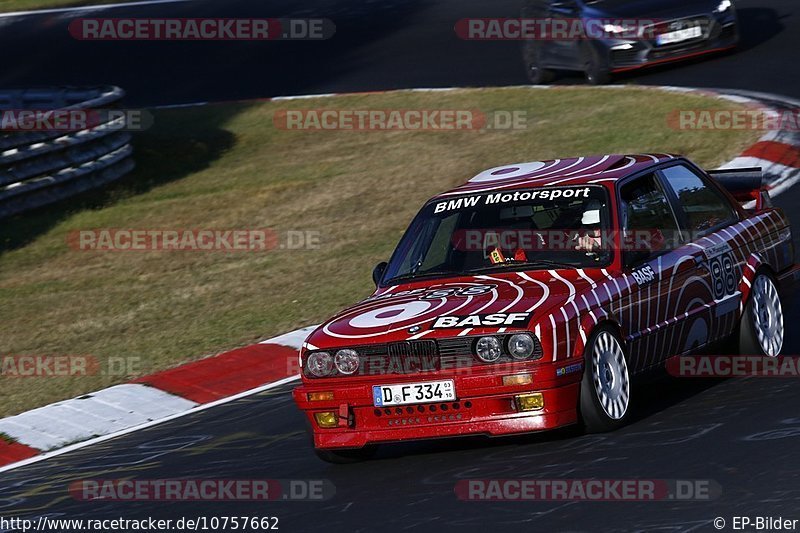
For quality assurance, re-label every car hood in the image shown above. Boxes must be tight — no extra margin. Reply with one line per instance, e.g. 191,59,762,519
583,0,722,19
304,270,604,350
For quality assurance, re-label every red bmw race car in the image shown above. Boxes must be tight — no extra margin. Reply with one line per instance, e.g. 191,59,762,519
293,154,800,463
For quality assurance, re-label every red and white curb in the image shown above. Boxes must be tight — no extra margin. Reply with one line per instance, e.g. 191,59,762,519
0,326,316,472
1,86,798,472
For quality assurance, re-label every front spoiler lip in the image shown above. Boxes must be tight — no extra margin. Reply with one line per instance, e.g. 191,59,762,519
611,44,736,73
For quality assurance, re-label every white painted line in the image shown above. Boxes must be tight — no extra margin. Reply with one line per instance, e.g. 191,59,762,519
0,384,197,451
717,94,757,105
0,375,300,474
0,0,193,18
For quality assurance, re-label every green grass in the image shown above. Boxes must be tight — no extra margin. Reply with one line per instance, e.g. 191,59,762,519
0,87,761,417
0,0,131,12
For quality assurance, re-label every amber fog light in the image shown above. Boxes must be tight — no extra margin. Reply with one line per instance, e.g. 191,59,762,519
503,374,533,386
515,393,544,412
314,412,338,428
308,392,334,402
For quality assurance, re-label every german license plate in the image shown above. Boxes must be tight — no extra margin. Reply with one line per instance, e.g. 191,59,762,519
373,380,456,407
657,26,702,45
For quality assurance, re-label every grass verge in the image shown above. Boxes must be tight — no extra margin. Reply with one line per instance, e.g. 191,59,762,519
0,86,761,417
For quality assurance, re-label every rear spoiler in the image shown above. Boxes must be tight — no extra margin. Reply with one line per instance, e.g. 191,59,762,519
707,167,772,210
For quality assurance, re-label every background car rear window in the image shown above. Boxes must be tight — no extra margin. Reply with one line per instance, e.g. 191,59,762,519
660,165,737,233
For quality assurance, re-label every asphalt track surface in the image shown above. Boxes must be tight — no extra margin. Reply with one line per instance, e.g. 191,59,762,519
3,1,800,532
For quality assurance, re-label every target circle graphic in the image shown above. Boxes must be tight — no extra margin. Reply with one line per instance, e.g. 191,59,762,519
322,283,500,339
469,161,548,183
349,301,433,329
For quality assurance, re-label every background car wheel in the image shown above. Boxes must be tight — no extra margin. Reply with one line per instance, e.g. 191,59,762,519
315,445,377,464
523,42,555,85
583,45,611,85
580,327,631,433
739,272,784,357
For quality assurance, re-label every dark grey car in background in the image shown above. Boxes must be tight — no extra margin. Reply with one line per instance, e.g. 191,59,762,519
523,0,739,84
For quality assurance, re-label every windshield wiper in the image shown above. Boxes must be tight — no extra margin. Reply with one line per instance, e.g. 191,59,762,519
467,260,580,274
384,270,458,285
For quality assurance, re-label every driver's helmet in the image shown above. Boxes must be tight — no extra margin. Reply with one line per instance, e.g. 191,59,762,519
581,200,603,229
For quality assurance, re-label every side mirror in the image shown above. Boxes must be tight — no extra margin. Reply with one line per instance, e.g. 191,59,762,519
372,262,388,286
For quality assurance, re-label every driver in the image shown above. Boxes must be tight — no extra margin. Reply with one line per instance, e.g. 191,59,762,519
574,201,604,253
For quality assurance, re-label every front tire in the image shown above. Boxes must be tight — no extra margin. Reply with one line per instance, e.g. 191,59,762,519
580,327,631,432
739,273,784,356
583,44,611,85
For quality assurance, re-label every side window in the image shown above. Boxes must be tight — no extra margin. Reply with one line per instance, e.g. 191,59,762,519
660,165,737,234
620,174,680,260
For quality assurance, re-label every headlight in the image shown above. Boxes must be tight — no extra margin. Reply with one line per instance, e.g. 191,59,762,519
475,336,502,363
603,23,637,35
334,349,360,375
715,0,732,13
508,333,536,360
306,352,334,377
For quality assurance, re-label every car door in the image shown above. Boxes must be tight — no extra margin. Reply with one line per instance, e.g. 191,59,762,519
543,0,583,69
618,172,713,373
657,163,743,345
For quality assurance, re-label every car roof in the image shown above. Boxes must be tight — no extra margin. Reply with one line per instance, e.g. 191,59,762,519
432,154,679,199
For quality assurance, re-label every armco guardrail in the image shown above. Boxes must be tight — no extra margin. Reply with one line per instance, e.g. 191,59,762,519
0,86,135,218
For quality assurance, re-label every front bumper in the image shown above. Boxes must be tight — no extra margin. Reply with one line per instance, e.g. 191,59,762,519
293,362,582,450
604,15,738,73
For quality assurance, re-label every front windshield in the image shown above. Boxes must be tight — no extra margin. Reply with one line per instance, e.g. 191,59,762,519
382,186,613,285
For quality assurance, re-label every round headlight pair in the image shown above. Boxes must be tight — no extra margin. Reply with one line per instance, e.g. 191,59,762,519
306,349,360,377
474,333,537,363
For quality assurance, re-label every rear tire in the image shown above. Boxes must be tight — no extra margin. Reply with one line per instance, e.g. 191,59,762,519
523,42,556,85
314,446,377,464
739,273,784,356
580,327,631,432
